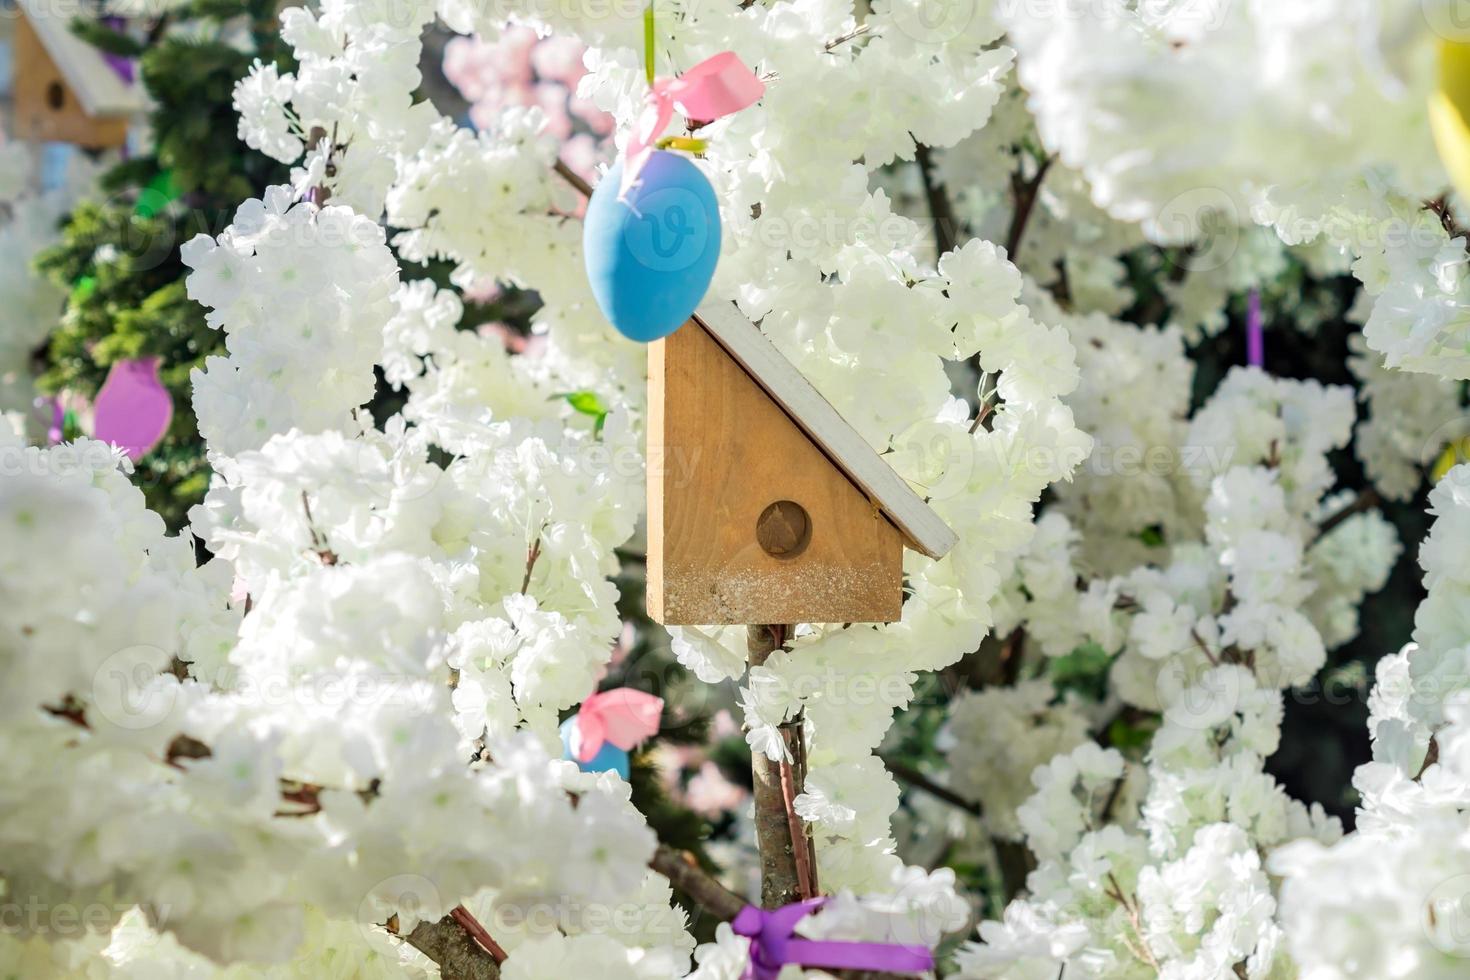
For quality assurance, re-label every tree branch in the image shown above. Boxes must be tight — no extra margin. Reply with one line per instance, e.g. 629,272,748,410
520,535,542,595
824,23,871,51
779,752,817,899
913,142,960,258
1005,155,1054,259
747,624,810,908
882,757,981,817
398,914,502,980
1316,488,1380,539
650,844,748,921
553,158,594,198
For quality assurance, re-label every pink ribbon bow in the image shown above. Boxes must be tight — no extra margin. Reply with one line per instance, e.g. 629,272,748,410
732,900,936,980
620,51,765,197
573,688,664,763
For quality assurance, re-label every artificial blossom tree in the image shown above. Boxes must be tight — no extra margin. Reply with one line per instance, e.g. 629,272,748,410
6,0,1470,979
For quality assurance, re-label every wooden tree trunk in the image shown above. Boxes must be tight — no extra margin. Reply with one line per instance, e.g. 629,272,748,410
402,915,500,980
747,623,817,908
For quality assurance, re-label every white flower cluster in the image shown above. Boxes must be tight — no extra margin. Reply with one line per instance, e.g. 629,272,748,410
957,674,1343,978
1347,333,1464,502
1001,0,1442,242
1272,465,1470,977
1000,0,1470,381
1335,189,1470,381
0,425,658,971
988,329,1398,687
943,678,1093,842
183,189,399,456
173,176,684,973
1027,297,1199,574
0,0,1083,969
24,0,1468,974
930,76,1291,343
954,348,1399,976
223,0,1106,964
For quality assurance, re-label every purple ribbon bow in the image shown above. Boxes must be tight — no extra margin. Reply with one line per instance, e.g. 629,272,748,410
731,900,934,980
101,18,137,85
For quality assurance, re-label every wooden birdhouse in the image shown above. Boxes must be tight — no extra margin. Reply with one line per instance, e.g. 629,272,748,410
647,299,958,626
12,0,144,149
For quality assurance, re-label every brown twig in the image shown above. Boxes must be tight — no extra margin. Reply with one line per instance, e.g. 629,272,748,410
779,754,816,899
881,757,981,817
450,905,509,963
824,23,871,51
1099,774,1127,825
913,142,960,257
275,781,325,817
300,490,338,565
520,535,542,595
650,845,748,921
42,696,90,730
1005,156,1054,258
1104,872,1160,972
1425,195,1467,239
1415,735,1440,781
1316,488,1380,539
1189,626,1220,668
968,397,996,435
790,718,819,895
553,158,594,198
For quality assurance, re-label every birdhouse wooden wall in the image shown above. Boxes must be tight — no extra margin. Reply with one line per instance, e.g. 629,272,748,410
12,13,129,149
646,321,905,626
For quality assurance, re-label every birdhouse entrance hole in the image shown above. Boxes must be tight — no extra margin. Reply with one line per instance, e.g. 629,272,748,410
46,82,66,110
756,500,810,559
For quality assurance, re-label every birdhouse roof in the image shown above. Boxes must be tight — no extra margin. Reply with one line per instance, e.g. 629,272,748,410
17,0,147,117
692,299,959,560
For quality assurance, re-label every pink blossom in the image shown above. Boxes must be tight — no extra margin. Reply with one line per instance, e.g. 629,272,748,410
531,35,588,86
685,761,748,817
445,30,613,179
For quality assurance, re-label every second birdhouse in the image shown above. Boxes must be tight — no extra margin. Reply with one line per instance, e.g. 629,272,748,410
647,300,957,626
12,0,145,149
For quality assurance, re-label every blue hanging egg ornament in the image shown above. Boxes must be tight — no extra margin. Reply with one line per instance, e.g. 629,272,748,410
559,716,631,780
583,151,721,343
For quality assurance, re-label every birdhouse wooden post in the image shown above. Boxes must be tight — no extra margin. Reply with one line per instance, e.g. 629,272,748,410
12,0,144,149
646,299,958,626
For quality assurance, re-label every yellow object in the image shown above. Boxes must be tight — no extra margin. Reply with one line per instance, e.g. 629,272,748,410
1431,40,1470,202
1431,435,1470,484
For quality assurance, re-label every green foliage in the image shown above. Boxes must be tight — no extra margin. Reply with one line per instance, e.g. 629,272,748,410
35,4,292,528
1105,712,1160,754
67,18,145,58
558,390,611,436
1048,641,1113,702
